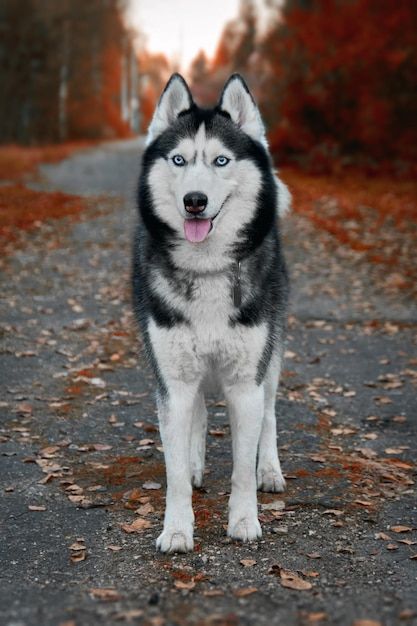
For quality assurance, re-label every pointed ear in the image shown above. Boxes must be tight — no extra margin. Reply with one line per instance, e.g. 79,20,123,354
147,74,193,144
219,74,266,144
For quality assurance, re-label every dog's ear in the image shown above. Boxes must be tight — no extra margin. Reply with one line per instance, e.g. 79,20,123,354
147,74,193,144
219,74,266,144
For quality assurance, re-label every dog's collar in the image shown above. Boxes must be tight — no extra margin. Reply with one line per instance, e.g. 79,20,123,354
232,260,242,307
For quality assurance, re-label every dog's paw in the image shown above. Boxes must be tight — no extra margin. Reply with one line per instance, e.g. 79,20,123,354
156,527,194,553
257,466,286,493
191,468,204,488
227,515,262,542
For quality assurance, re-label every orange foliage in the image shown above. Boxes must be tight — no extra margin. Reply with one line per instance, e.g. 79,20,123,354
204,0,417,169
281,166,417,267
0,143,94,182
0,184,85,252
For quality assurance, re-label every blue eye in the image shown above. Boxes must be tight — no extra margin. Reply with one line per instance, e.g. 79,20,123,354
172,154,186,166
214,155,230,167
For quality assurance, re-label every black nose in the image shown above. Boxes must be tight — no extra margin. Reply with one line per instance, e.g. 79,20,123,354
183,192,208,214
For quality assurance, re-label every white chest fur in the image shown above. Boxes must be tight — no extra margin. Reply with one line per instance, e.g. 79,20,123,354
148,271,267,388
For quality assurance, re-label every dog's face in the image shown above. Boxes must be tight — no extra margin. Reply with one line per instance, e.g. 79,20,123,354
141,74,289,267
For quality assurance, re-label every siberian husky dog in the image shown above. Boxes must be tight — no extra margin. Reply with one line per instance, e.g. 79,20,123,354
132,73,290,553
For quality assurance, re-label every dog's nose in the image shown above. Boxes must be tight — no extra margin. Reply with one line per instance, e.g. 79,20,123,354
183,192,208,214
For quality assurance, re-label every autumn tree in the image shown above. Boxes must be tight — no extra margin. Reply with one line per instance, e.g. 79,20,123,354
0,0,142,143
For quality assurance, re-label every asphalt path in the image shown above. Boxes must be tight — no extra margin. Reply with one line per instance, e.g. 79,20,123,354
0,139,416,626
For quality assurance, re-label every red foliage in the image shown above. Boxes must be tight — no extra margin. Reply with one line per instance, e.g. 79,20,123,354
201,0,417,170
0,184,85,253
281,166,417,276
0,143,95,182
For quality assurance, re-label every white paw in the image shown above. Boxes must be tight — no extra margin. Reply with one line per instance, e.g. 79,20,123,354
156,527,194,553
191,468,204,488
227,515,262,542
257,465,286,493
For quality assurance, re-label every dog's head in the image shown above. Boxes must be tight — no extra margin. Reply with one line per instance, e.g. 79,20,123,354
140,74,290,266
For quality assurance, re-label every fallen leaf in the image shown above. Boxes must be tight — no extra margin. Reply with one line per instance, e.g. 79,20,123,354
306,552,321,559
386,543,398,550
69,542,85,551
114,609,144,621
107,545,123,551
261,500,285,511
310,455,326,463
121,518,152,533
280,570,312,591
391,525,412,533
305,612,328,622
92,443,112,451
375,532,391,541
352,621,382,626
233,587,258,597
240,559,257,567
135,502,154,516
89,588,121,601
174,579,195,590
28,505,46,511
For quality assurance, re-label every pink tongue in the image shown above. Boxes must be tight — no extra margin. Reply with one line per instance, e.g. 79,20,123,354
184,218,212,243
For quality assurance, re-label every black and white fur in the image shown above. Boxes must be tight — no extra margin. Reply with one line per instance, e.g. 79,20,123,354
132,73,290,553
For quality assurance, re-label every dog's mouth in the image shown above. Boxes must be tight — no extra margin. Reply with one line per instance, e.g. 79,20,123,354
183,196,231,244
183,212,220,244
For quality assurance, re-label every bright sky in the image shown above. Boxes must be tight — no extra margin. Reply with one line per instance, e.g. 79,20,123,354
127,0,240,72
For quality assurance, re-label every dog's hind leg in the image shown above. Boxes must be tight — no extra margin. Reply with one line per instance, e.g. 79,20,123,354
257,355,286,493
190,392,207,488
156,382,197,553
226,382,263,542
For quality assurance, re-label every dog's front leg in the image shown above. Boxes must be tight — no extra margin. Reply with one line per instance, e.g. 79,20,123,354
226,383,263,541
156,382,196,553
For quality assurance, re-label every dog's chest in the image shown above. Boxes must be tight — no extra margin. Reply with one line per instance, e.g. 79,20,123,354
149,271,267,384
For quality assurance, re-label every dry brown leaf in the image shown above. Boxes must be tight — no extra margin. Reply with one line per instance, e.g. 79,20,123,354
135,502,154,516
89,588,121,601
306,613,328,623
261,500,285,511
310,454,326,463
352,621,382,626
70,550,86,563
114,609,144,621
121,518,152,533
69,542,85,551
386,543,398,550
240,559,257,567
28,505,46,511
280,570,312,591
174,579,195,590
92,443,112,451
375,532,391,541
107,545,123,551
233,587,258,597
391,525,412,533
